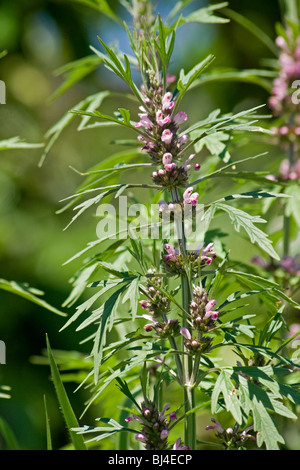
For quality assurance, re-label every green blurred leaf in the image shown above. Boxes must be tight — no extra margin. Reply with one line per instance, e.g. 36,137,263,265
0,417,19,450
43,395,53,450
68,0,122,24
92,284,129,383
222,8,278,55
46,335,87,450
181,2,229,24
176,54,215,105
190,68,275,92
0,279,67,317
0,137,43,151
50,55,104,101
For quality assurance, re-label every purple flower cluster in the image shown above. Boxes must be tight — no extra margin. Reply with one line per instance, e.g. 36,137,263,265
143,315,180,338
252,254,300,276
162,242,216,275
172,438,191,450
180,327,213,355
139,270,170,317
266,151,300,182
134,79,200,189
279,157,300,181
189,287,219,333
206,418,255,449
125,400,178,450
269,34,300,116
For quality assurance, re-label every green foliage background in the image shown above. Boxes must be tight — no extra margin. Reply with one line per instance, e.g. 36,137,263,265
2,0,299,450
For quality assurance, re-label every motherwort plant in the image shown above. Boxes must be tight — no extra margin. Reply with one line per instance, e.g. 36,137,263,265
40,0,300,450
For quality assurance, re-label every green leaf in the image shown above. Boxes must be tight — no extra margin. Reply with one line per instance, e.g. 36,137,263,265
219,314,256,338
193,131,231,163
222,8,278,55
70,108,136,131
190,152,268,186
62,262,100,308
44,395,53,450
46,335,87,450
237,376,286,450
211,369,242,423
67,0,122,24
211,203,280,260
61,278,126,331
97,37,143,102
92,284,129,383
115,377,141,411
0,137,43,151
0,417,19,450
50,55,104,101
0,279,67,317
122,277,140,320
182,2,229,24
229,270,300,310
73,417,129,443
219,289,269,311
213,189,289,204
40,91,109,166
190,69,275,93
259,309,284,347
177,54,215,96
0,385,11,399
57,149,144,215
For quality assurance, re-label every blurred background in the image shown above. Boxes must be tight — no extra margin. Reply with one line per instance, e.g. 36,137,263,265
0,0,289,450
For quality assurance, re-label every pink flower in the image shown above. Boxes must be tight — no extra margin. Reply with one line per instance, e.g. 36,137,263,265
140,300,149,309
206,418,223,433
177,134,189,146
158,200,168,212
173,438,190,450
136,113,153,129
200,243,216,265
164,163,177,172
173,111,187,125
183,154,195,170
275,36,288,50
183,186,199,205
162,92,173,110
164,244,175,256
162,152,172,165
183,187,193,203
156,110,171,127
169,412,177,421
279,125,289,135
180,328,191,340
135,433,146,442
189,193,199,205
279,159,290,179
166,75,176,85
160,429,169,440
161,129,173,145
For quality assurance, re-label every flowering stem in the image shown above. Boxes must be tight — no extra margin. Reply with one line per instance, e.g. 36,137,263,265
170,187,196,450
161,313,184,386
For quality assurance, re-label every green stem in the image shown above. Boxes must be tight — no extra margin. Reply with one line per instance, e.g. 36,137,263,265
283,141,295,256
170,187,196,450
